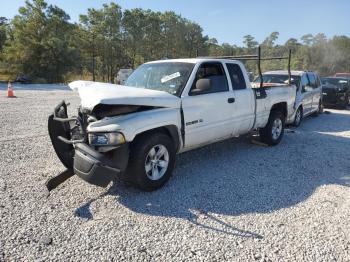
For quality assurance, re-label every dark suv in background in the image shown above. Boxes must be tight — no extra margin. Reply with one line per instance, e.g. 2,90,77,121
321,77,350,109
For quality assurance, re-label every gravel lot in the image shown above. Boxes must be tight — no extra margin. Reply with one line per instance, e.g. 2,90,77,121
1,89,349,261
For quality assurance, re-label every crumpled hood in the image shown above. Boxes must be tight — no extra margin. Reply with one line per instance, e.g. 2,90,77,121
69,81,181,110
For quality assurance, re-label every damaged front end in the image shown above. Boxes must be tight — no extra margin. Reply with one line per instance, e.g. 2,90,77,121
47,101,129,191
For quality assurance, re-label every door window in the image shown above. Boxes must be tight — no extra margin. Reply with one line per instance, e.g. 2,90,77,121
301,73,310,92
190,62,228,95
226,63,247,90
307,73,316,88
315,74,321,88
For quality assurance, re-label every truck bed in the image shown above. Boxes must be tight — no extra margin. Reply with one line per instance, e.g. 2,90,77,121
253,85,297,129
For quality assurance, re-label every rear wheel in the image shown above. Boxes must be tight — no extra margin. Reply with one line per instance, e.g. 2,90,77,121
313,100,323,116
125,132,175,191
293,107,303,127
259,111,285,146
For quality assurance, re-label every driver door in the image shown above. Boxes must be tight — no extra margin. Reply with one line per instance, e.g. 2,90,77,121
181,62,236,148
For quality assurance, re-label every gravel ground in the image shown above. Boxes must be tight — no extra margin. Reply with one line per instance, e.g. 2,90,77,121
0,89,349,261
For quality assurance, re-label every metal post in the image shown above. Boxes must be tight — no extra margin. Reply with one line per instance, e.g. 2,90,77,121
288,49,292,85
258,46,263,88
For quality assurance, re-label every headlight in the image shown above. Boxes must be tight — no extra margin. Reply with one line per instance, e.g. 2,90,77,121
88,132,125,146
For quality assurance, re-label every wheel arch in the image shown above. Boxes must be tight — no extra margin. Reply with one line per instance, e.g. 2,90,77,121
299,104,303,112
270,102,287,119
296,104,303,116
132,125,181,153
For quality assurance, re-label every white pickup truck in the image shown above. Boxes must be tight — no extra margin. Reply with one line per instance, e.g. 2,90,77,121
48,58,296,191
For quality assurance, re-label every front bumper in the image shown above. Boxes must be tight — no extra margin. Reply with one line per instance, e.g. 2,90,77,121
48,101,129,188
322,91,347,106
74,143,128,187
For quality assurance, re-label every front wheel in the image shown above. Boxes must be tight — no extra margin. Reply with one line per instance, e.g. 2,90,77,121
259,111,285,146
125,132,176,191
341,95,348,109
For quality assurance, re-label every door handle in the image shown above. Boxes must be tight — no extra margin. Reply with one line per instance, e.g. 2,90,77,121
227,97,235,103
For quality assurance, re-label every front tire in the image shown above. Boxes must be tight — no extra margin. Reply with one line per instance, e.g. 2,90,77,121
341,95,348,109
259,111,285,146
126,132,176,191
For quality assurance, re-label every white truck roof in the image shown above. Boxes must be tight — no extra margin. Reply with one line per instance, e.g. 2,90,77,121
146,58,244,64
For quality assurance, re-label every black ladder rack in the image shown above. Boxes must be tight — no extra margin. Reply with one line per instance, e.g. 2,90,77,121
198,46,292,89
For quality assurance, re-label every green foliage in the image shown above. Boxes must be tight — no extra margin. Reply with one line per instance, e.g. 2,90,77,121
76,5,208,82
212,33,350,77
0,17,8,52
243,35,258,50
79,3,125,82
0,0,349,83
1,0,78,82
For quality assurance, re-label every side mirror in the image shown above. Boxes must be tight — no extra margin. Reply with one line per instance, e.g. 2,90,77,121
290,80,297,86
302,85,312,92
304,85,313,92
191,78,212,95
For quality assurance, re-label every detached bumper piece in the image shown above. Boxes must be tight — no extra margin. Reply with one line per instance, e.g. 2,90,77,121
48,101,75,169
74,143,122,187
46,169,75,192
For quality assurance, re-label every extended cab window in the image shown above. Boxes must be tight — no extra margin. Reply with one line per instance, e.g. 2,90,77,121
190,62,228,95
226,63,246,90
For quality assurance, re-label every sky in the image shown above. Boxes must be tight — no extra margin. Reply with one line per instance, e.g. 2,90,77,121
0,0,349,46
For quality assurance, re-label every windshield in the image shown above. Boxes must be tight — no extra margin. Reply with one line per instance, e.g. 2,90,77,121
321,77,349,87
124,62,195,96
254,74,301,87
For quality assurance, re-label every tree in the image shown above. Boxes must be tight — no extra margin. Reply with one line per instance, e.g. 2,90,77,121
1,2,350,82
0,17,8,52
3,0,78,82
243,35,258,50
300,34,314,45
326,35,350,73
42,5,79,82
313,33,327,44
122,8,149,66
262,31,279,47
99,3,124,82
142,10,163,60
79,3,124,82
4,0,48,79
183,21,206,57
285,38,299,47
160,11,186,59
